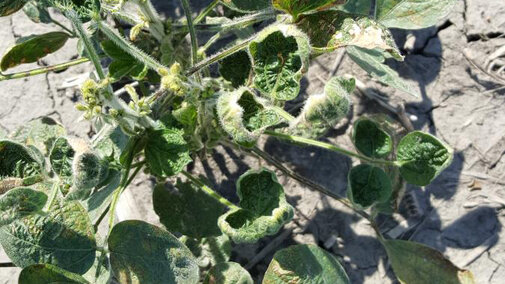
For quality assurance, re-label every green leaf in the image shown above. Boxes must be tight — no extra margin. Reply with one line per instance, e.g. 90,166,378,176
19,264,90,284
49,137,75,181
91,125,129,162
217,88,283,147
145,125,192,177
352,118,393,158
101,40,147,81
0,201,96,274
219,50,252,88
22,1,52,24
249,25,310,101
337,0,371,15
0,140,43,180
220,0,271,13
83,169,121,224
181,234,232,268
272,0,347,21
0,187,47,226
346,46,420,97
263,244,350,284
108,220,199,284
82,255,111,284
0,31,69,71
347,164,392,209
9,116,66,156
218,169,294,243
382,239,475,284
396,131,453,186
0,0,27,17
72,152,108,194
376,0,458,29
288,76,353,138
153,180,226,239
297,11,402,59
204,262,253,284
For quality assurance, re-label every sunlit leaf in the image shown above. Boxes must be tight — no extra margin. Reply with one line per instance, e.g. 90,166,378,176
352,117,393,158
272,0,347,21
72,152,108,194
9,116,66,156
219,50,252,88
49,137,75,181
204,262,253,284
0,0,27,17
23,1,51,24
181,234,232,268
337,0,371,15
19,264,90,284
91,125,129,162
101,40,147,81
220,0,271,13
347,164,392,209
83,169,121,224
0,187,47,226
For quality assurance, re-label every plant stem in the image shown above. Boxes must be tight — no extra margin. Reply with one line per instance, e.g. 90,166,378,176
51,18,75,36
194,0,219,24
180,0,202,83
137,0,165,41
181,170,240,210
0,58,89,81
272,106,295,122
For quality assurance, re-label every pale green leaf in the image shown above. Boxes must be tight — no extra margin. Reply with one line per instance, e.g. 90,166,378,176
19,264,90,284
108,220,199,284
9,116,66,156
91,125,129,162
49,137,75,181
71,152,108,195
204,262,253,284
0,187,47,226
337,0,371,15
23,1,51,24
272,0,347,20
347,164,392,209
263,244,350,284
83,169,121,224
181,234,232,268
220,0,271,13
352,117,393,158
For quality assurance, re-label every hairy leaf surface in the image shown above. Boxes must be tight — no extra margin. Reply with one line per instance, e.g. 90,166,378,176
347,164,392,209
272,0,347,20
9,117,66,156
352,118,393,158
181,234,232,268
72,152,107,196
49,137,75,181
0,187,47,226
204,262,253,284
0,140,43,180
108,220,199,284
220,0,271,13
263,244,350,283
19,264,90,284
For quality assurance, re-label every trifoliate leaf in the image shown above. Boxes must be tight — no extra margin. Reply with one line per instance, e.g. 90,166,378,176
352,118,393,158
181,234,232,268
218,169,294,243
145,126,192,177
9,116,66,156
217,88,283,147
288,76,353,138
0,187,47,226
153,180,226,239
346,46,420,97
0,0,27,17
0,140,43,180
0,201,96,274
396,131,453,186
337,0,371,15
220,0,271,13
49,137,75,181
249,25,310,101
347,164,392,209
376,0,458,29
0,31,69,71
19,264,90,284
101,40,147,81
22,1,51,24
382,239,475,284
297,10,402,59
204,262,253,284
219,50,252,88
263,244,350,284
108,220,199,284
272,0,347,21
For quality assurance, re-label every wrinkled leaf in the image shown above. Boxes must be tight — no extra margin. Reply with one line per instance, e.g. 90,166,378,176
1,31,69,71
108,220,199,284
249,25,310,101
396,131,453,186
347,164,392,209
19,264,90,284
0,201,96,274
263,244,350,284
23,1,51,23
218,169,294,243
376,0,458,29
181,234,232,268
0,140,43,179
91,125,129,162
0,187,47,226
272,0,347,21
219,50,251,88
382,239,475,284
288,76,353,138
49,137,75,180
9,116,66,155
346,46,420,97
204,262,253,284
220,0,271,13
352,118,393,158
72,152,108,194
0,0,27,17
101,40,147,81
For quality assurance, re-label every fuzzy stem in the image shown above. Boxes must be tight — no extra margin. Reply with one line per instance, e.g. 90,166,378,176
271,106,295,122
180,0,202,83
194,0,219,24
181,170,240,210
137,0,165,41
51,18,75,36
0,58,89,81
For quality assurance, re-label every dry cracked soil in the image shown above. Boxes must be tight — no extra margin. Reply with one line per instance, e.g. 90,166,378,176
1,0,505,283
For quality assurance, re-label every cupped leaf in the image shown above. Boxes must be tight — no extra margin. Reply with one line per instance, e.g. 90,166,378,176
352,118,393,158
297,10,402,59
272,0,347,21
0,201,96,274
0,0,27,17
396,131,453,186
181,234,232,268
217,88,283,147
220,0,271,13
219,50,252,88
218,169,294,243
204,262,253,284
23,1,52,24
249,25,310,101
9,116,66,156
263,244,350,284
382,239,475,284
288,76,353,138
1,31,69,71
0,140,43,179
346,46,420,97
72,152,108,193
49,137,75,181
0,187,47,226
154,180,226,239
19,264,90,284
376,0,458,29
347,164,392,209
145,125,192,177
108,220,199,284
